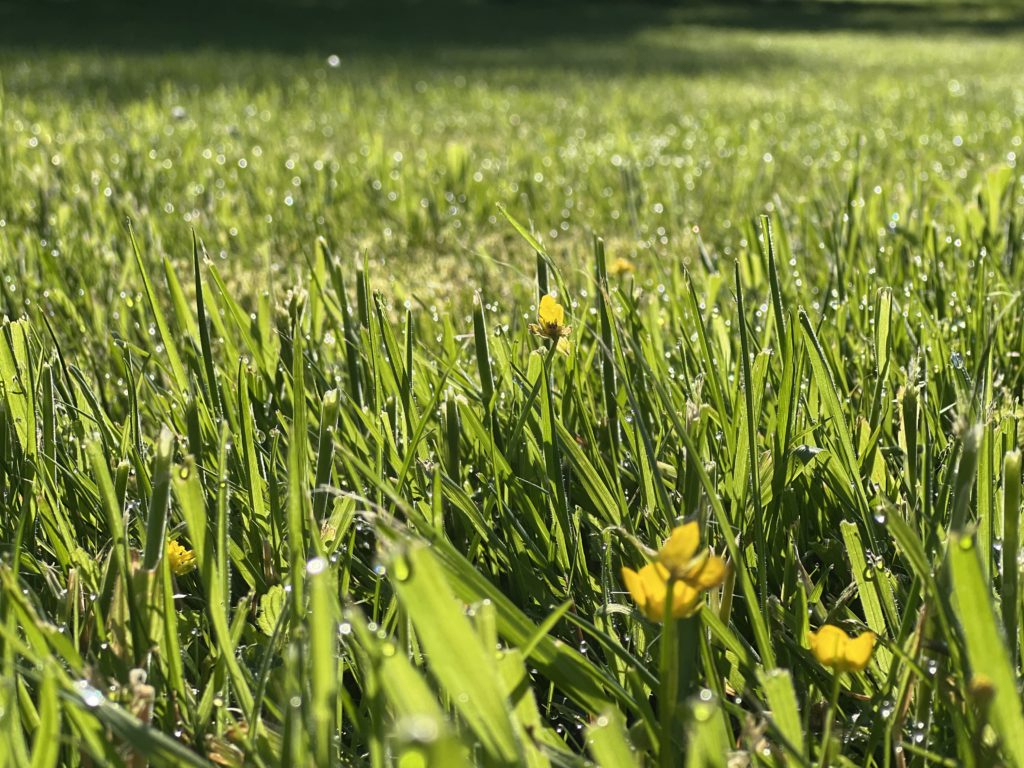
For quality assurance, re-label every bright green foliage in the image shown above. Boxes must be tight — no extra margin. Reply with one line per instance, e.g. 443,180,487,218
2,2,1024,766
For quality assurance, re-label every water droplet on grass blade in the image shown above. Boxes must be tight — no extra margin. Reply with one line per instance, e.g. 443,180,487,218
74,681,104,708
691,701,715,722
391,557,411,581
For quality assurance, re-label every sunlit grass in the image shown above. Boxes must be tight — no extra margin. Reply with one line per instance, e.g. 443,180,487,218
2,2,1024,765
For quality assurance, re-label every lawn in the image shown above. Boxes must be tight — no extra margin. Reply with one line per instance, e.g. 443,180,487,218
2,1,1024,765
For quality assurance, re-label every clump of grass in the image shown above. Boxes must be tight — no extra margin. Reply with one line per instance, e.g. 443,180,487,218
3,184,1024,764
4,4,1024,765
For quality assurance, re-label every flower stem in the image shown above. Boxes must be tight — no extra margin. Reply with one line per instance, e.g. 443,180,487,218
659,582,680,768
677,614,699,700
540,334,571,568
818,673,842,768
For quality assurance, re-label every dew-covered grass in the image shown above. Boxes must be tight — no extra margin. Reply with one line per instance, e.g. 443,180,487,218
2,1,1024,765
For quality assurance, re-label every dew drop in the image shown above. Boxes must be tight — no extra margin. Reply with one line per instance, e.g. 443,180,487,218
74,681,104,708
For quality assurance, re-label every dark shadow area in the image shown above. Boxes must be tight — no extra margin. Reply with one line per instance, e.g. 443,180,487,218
685,0,1024,35
1,0,1021,105
7,1,674,55
0,0,1022,59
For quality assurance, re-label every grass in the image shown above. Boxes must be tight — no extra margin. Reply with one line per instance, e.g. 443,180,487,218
2,1,1024,765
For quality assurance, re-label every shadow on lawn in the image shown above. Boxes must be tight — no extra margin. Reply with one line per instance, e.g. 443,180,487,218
1,0,1022,57
0,0,1021,103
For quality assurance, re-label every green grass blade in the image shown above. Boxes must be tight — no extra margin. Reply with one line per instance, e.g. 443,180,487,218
387,543,524,766
586,709,639,768
948,531,1024,766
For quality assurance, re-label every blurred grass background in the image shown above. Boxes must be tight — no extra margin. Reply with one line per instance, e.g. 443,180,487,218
3,0,1023,306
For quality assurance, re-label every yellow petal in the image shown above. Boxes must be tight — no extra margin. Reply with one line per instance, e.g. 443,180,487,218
668,579,703,618
657,522,702,575
167,540,197,576
684,554,729,591
654,564,703,619
636,564,672,622
841,631,876,672
808,625,875,672
637,564,670,619
538,294,564,327
609,257,636,276
808,625,846,668
621,566,649,615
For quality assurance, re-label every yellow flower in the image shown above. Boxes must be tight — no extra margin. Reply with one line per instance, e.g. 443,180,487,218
621,521,728,622
808,625,875,673
529,294,571,341
608,257,636,276
167,540,197,576
656,521,728,583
